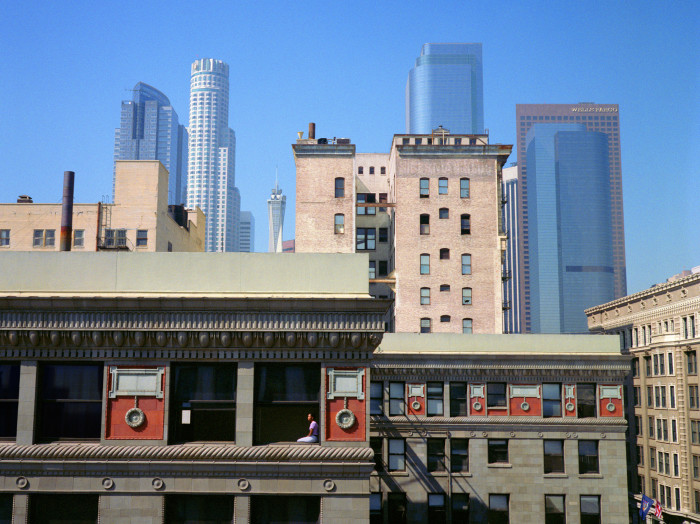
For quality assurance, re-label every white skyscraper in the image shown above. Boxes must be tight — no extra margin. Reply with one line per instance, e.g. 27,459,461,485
239,211,255,252
187,58,240,252
267,179,285,253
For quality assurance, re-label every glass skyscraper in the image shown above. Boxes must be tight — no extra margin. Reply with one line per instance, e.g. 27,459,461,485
187,59,240,252
113,82,188,205
267,180,285,253
238,211,255,252
526,124,614,333
406,43,484,134
502,165,521,334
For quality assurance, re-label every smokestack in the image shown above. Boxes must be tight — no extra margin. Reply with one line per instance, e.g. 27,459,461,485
59,171,75,252
308,122,316,140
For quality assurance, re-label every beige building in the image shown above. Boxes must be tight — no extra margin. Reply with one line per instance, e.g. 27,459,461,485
294,129,512,334
587,270,700,522
0,161,204,252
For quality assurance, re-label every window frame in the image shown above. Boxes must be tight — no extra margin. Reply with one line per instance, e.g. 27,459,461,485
578,440,599,474
462,318,473,334
334,177,345,198
460,178,470,198
487,439,509,464
420,178,429,198
388,438,406,471
427,438,446,472
438,177,448,195
426,382,444,416
334,214,345,234
460,214,470,235
461,254,472,275
543,439,565,474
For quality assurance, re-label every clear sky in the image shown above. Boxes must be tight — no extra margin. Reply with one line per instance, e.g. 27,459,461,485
1,0,697,294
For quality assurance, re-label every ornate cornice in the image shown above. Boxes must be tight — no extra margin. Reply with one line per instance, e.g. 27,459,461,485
371,415,626,429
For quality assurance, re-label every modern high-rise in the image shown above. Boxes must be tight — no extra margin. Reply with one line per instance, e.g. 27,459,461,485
114,82,188,205
267,181,285,253
406,43,484,134
516,103,626,332
187,59,240,252
239,211,255,252
525,123,615,333
502,164,520,334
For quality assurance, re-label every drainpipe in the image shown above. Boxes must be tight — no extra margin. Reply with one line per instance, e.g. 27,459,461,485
59,171,75,251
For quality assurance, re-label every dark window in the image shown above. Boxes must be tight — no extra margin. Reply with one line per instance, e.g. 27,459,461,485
645,356,652,376
356,228,376,250
370,382,383,415
254,363,320,444
451,438,469,472
428,493,446,524
136,229,148,247
487,383,507,408
38,364,103,441
461,254,472,274
381,167,386,174
165,495,234,524
389,382,405,415
488,439,509,464
578,440,599,474
378,227,388,242
421,318,431,333
170,363,237,443
420,178,430,197
427,382,443,416
370,166,375,175
369,261,376,279
440,315,451,323
251,496,320,524
420,254,430,274
334,177,344,197
452,494,470,523
427,438,446,472
450,382,468,416
379,193,388,211
378,261,388,276
577,384,596,418
544,440,564,473
0,229,9,247
370,437,383,471
370,493,382,524
460,178,470,198
30,495,99,524
420,214,430,235
438,178,448,195
580,495,600,524
358,167,364,174
632,358,639,376
0,494,10,524
688,351,697,374
334,214,344,234
544,495,565,524
0,364,19,439
440,284,450,292
460,214,471,235
439,208,449,219
488,494,509,523
388,493,407,524
388,438,405,471
542,383,562,418
440,248,450,260
357,193,376,215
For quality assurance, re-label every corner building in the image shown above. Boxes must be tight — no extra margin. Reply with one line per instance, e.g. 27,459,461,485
0,253,629,523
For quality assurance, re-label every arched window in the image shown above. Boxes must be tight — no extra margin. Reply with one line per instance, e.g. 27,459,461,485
420,214,430,235
420,318,431,333
440,248,450,260
460,178,470,198
420,254,430,275
440,284,450,292
334,214,344,234
439,208,449,219
462,319,473,334
440,315,451,323
420,287,430,305
335,177,344,198
369,166,375,175
461,214,471,235
358,166,364,174
462,288,472,305
420,178,429,198
438,178,448,195
461,254,472,275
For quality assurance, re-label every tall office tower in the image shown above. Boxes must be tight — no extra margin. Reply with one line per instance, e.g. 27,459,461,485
516,103,626,332
502,164,520,333
187,59,240,252
294,127,511,333
526,124,615,333
239,211,255,252
267,181,286,253
113,82,188,204
406,43,484,134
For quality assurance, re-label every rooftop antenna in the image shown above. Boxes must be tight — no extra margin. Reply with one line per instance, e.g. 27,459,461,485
275,166,279,192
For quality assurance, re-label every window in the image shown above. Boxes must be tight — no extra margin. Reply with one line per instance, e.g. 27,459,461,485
653,354,659,375
334,177,344,197
688,351,697,374
657,418,663,440
0,364,19,439
633,386,640,406
692,420,700,444
691,385,699,409
420,214,430,235
659,353,665,375
370,438,383,471
421,318,431,333
334,214,345,234
438,178,448,195
420,178,430,197
645,356,651,376
378,227,388,242
30,495,99,524
637,445,644,465
381,167,386,174
388,438,406,471
635,416,642,436
427,382,443,416
488,494,509,523
251,496,319,524
440,284,450,292
674,453,679,476
38,364,103,441
254,363,320,444
632,358,639,377
652,478,658,498
420,287,430,305
370,382,383,415
544,440,565,473
73,229,84,247
356,228,376,250
649,416,655,438
136,229,148,247
675,487,681,511
452,494,470,523
650,447,656,469
451,438,469,472
166,495,234,523
358,167,364,174
461,254,472,275
450,382,468,416
460,214,471,235
427,439,446,472
357,193,376,215
668,352,674,375
377,261,388,277
544,495,565,524
436,248,449,261
389,382,405,415
647,386,653,407
460,178,470,198
388,493,407,524
420,254,430,274
440,315,451,323
369,166,375,175
663,419,669,440
369,261,376,279
370,493,382,524
0,229,9,247
427,494,445,524
577,384,596,418
578,440,599,474
33,229,56,248
694,455,700,479
488,439,509,464
439,208,449,219
542,384,562,418
580,495,600,524
462,318,473,334
488,383,507,408
669,385,675,409
462,288,472,305
696,490,700,514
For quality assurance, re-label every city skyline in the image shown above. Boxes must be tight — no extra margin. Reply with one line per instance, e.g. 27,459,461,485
1,1,697,291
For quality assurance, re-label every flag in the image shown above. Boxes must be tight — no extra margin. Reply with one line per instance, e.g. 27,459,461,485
654,500,663,518
640,495,654,519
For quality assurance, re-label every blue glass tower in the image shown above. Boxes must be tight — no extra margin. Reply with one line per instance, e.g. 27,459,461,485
406,43,484,134
114,82,188,205
526,124,614,333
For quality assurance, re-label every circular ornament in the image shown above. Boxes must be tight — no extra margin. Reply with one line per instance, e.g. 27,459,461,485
125,407,146,428
71,331,83,346
220,332,232,347
482,432,488,437
470,431,476,437
565,402,575,412
102,477,114,490
241,332,253,347
92,331,104,347
112,331,125,346
510,431,516,437
16,477,28,489
50,331,62,346
350,333,362,348
473,401,482,411
328,333,340,348
537,432,544,438
336,408,356,429
177,332,189,347
285,332,296,347
28,331,40,346
237,479,250,491
198,332,210,347
306,332,318,348
600,433,607,439
7,331,19,346
411,401,421,410
520,401,530,411
606,402,615,413
263,332,275,348
155,332,167,347
133,332,145,347
152,478,164,490
323,479,336,492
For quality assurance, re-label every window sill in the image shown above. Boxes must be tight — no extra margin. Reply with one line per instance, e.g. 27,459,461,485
487,463,512,468
387,471,410,477
544,473,568,478
578,473,603,479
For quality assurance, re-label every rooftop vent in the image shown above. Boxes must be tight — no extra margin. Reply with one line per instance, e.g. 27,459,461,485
17,195,33,203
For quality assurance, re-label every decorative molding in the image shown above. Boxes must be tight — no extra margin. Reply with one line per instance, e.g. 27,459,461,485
109,368,164,399
371,415,627,428
327,368,365,400
510,385,540,399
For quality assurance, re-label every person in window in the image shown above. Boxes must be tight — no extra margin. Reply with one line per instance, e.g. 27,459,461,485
297,413,319,443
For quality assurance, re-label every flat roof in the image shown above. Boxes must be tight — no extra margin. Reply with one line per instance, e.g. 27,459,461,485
377,333,623,356
0,252,371,298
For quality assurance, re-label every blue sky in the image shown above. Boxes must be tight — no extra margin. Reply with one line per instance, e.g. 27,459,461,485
1,0,697,293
